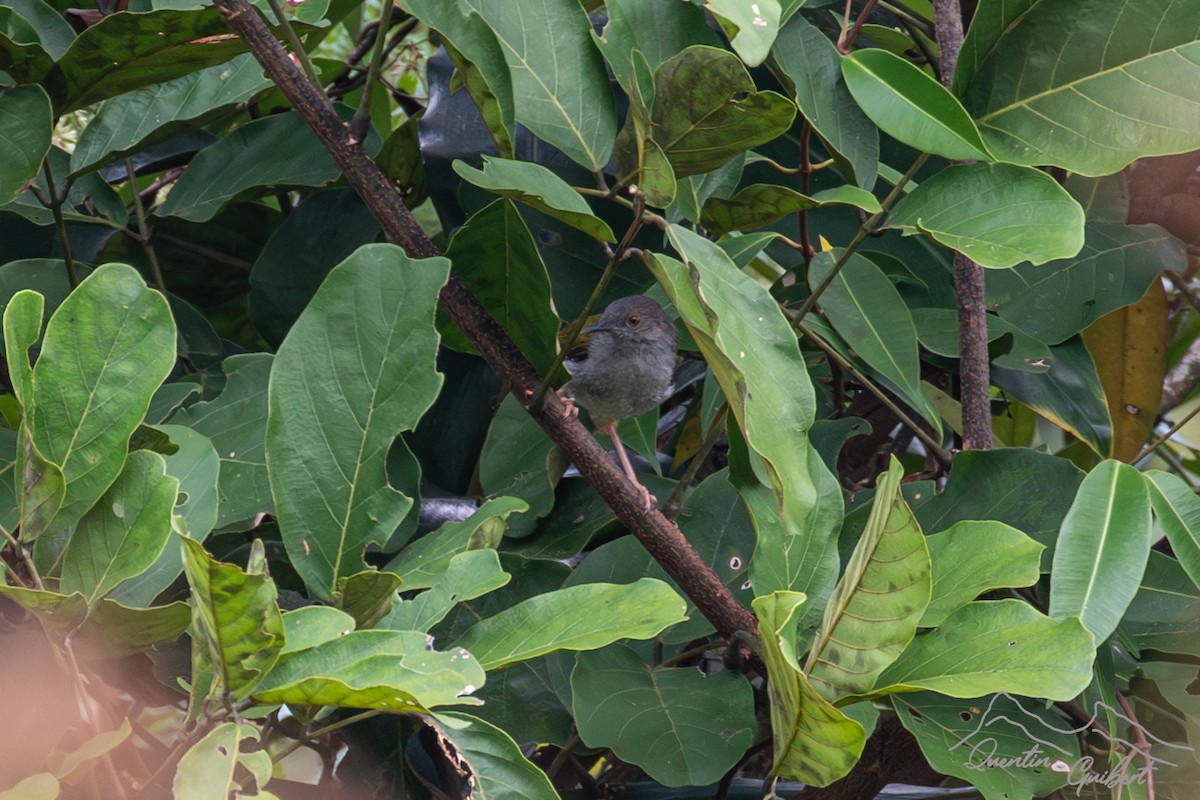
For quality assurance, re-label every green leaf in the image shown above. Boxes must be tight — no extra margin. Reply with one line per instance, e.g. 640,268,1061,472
52,9,254,112
384,549,510,633
0,773,58,800
462,0,615,171
384,496,528,589
452,158,615,243
248,188,382,348
477,394,557,537
894,691,1078,800
50,719,131,782
1049,460,1152,642
874,600,1094,701
404,0,514,157
253,629,484,711
280,606,356,655
440,199,561,374
922,521,1043,627
336,570,403,629
60,450,178,605
991,337,1112,457
649,228,842,619
3,0,73,60
706,0,781,66
181,537,284,701
961,0,1200,176
0,86,52,204
71,599,192,660
170,354,273,529
594,0,720,93
432,712,561,800
651,46,796,177
700,184,880,235
30,264,175,530
266,245,450,598
911,307,1051,373
173,723,268,800
158,111,347,223
806,457,931,701
952,0,1036,97
1146,470,1200,591
106,424,220,607
771,16,878,188
0,7,56,86
572,644,755,786
841,48,991,161
809,250,941,433
70,54,269,176
986,221,1184,345
752,591,866,787
888,163,1085,268
454,579,687,670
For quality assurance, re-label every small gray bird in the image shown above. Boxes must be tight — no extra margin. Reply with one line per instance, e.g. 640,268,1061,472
560,295,677,510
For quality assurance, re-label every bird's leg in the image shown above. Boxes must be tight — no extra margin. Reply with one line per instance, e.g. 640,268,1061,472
598,417,655,512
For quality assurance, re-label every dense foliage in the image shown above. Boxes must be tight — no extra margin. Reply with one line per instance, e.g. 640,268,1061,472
2,0,1200,798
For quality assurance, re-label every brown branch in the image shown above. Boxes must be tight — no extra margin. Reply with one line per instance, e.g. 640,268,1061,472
211,0,759,647
934,0,991,451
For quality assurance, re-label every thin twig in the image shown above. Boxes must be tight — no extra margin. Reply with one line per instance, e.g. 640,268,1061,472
798,320,951,465
264,0,326,95
125,158,167,294
1134,401,1200,464
42,160,78,288
797,121,815,266
837,0,881,53
794,153,928,321
1115,690,1155,800
349,1,394,141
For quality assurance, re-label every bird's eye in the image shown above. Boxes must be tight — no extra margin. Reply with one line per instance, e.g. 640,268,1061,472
626,314,641,328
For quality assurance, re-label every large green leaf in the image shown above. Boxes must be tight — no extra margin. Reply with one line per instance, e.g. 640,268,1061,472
30,264,175,530
454,579,687,670
888,163,1085,268
841,48,991,161
266,245,449,598
169,354,273,529
0,86,52,205
960,0,1200,176
3,0,72,60
461,0,615,171
452,158,615,243
50,9,253,112
0,6,53,86
571,644,755,787
70,54,269,176
651,46,796,177
60,450,178,605
441,198,561,374
806,457,931,701
991,336,1112,457
253,629,485,711
922,520,1043,627
181,537,284,702
752,591,866,787
952,0,1036,96
808,249,941,434
986,221,1184,345
873,600,1094,700
248,188,382,348
1120,552,1200,657
894,691,1078,800
432,713,561,800
1049,460,1152,643
158,111,347,223
771,15,878,188
648,228,842,618
1145,470,1200,591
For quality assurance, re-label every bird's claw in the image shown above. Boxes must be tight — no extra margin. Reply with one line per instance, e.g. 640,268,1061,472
634,484,656,514
556,388,580,419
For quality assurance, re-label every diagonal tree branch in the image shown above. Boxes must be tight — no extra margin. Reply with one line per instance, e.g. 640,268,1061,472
211,0,759,644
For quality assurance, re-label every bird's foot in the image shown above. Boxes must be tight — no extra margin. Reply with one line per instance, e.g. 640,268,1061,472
556,388,579,419
633,483,656,514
